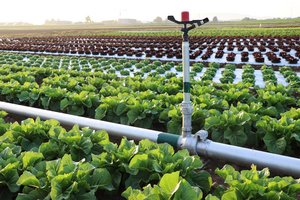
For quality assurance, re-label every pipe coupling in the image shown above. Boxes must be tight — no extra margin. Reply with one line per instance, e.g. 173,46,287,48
181,102,193,115
178,129,208,155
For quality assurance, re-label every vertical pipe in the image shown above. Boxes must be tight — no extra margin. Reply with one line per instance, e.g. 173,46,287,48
181,41,193,137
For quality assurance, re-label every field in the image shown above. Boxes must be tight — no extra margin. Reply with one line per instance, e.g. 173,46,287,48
0,22,300,200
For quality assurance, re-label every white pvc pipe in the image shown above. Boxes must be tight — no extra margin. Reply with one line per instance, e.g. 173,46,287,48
181,41,193,137
182,41,190,102
197,140,300,177
0,101,160,142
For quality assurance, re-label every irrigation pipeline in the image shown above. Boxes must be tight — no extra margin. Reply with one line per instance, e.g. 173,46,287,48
0,101,300,177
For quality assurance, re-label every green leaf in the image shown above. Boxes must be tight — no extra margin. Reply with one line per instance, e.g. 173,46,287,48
75,190,97,200
0,163,20,192
0,110,7,118
46,159,60,180
50,173,77,200
159,171,180,194
235,111,251,126
117,138,137,162
90,168,114,191
16,189,49,200
222,189,243,200
128,154,150,175
41,97,51,108
291,133,300,142
263,191,280,200
134,118,152,129
127,109,140,124
17,171,40,187
39,141,60,160
159,109,169,122
167,120,181,134
211,130,224,143
22,152,44,169
58,154,76,175
69,105,85,116
187,171,212,194
205,116,221,129
288,183,300,196
17,91,30,102
173,179,202,200
95,104,108,119
263,134,287,154
115,102,128,116
60,98,70,110
224,128,248,146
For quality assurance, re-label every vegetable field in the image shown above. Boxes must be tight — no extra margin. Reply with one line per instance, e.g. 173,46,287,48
0,28,300,199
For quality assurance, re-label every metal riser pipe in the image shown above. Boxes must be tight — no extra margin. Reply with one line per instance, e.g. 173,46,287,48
1,101,300,177
197,141,300,177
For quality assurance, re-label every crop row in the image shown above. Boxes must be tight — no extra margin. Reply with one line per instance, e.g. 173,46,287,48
0,53,299,87
114,27,300,37
0,112,299,199
0,35,299,65
0,61,300,156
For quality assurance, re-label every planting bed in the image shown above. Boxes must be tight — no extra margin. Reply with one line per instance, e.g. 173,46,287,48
0,35,299,66
0,53,299,88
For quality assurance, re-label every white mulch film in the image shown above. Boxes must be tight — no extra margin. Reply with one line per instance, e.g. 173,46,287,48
274,71,288,86
21,56,296,88
233,69,243,84
212,68,224,83
254,70,266,88
0,44,299,67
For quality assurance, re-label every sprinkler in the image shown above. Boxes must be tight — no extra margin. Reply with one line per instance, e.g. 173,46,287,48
168,12,209,139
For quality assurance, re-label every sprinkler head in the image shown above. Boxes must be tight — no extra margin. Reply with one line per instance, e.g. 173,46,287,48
181,11,190,22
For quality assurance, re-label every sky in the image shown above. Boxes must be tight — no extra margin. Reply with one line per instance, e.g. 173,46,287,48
0,0,299,24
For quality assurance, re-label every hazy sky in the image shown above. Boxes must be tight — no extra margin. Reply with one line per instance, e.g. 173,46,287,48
0,0,299,24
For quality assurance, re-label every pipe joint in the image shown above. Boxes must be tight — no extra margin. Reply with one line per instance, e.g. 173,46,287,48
181,102,193,115
179,129,208,155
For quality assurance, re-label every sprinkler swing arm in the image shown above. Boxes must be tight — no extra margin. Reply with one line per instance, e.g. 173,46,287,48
167,15,209,41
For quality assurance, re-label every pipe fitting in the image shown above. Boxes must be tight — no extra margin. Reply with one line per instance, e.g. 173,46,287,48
178,129,208,155
181,102,193,114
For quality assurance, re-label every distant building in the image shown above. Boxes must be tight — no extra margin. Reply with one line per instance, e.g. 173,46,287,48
0,22,32,26
117,18,139,24
102,20,118,25
44,19,73,25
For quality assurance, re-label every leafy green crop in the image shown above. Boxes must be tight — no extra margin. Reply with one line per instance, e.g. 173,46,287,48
0,116,215,199
214,165,300,199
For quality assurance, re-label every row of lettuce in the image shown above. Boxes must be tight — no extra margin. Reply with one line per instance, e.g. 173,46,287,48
1,63,300,155
0,111,299,199
1,53,300,87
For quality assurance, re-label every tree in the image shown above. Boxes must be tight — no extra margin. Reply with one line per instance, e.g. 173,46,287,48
212,16,218,23
153,16,163,23
242,17,257,21
85,16,93,24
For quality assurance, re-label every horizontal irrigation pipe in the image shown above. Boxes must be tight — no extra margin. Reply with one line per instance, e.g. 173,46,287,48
0,101,299,177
